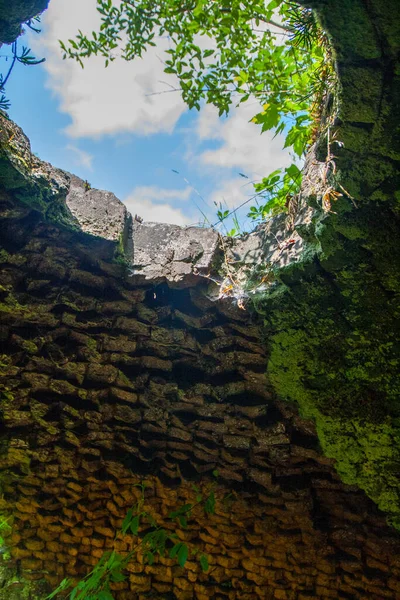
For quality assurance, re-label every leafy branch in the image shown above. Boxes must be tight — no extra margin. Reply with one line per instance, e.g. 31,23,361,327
0,18,45,110
61,0,335,223
47,480,220,599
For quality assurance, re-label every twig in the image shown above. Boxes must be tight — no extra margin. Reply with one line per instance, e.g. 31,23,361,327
218,233,239,287
0,42,18,91
338,183,358,208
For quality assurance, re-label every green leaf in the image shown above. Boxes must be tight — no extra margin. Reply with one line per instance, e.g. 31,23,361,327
110,571,126,583
193,0,206,17
169,542,183,559
261,104,280,131
178,516,188,529
293,134,305,157
106,551,122,571
168,504,192,519
121,509,133,534
70,587,79,600
204,491,216,515
199,554,209,572
58,0,330,225
285,163,301,180
45,578,71,599
97,592,114,600
130,515,140,536
177,544,189,568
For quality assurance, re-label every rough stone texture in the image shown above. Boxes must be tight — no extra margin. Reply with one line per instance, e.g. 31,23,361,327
0,112,219,286
223,214,307,300
242,0,400,529
131,221,220,287
227,215,304,272
0,201,400,599
0,0,49,44
0,0,399,597
66,174,130,243
0,112,70,211
0,113,128,246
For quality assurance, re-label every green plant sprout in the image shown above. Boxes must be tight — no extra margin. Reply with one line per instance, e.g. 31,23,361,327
47,481,219,599
0,516,12,562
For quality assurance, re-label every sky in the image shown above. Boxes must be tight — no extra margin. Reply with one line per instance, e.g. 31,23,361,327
4,0,292,231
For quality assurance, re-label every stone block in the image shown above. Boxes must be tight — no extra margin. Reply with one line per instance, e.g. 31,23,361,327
130,221,219,287
66,174,129,243
20,558,43,571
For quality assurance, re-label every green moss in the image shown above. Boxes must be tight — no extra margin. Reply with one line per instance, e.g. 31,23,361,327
0,293,29,314
317,416,400,516
0,515,11,555
86,338,98,351
116,370,134,389
0,562,49,600
113,230,129,267
0,355,12,374
265,294,400,526
20,340,38,354
112,214,132,268
44,200,80,232
254,202,400,529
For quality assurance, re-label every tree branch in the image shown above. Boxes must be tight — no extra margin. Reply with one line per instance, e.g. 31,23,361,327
0,41,18,91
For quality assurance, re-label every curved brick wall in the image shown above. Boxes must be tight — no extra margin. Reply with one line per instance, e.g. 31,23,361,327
0,196,399,599
0,0,399,595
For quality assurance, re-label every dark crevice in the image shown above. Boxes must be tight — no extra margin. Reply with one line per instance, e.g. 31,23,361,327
290,428,320,451
31,390,99,411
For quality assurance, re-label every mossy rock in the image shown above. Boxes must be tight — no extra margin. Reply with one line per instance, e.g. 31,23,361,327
255,199,400,529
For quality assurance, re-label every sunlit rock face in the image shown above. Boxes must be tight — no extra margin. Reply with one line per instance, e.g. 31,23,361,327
0,112,400,599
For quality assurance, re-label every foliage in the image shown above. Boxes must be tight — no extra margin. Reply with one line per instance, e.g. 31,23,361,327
258,239,400,529
214,201,242,237
0,17,45,110
47,482,218,599
61,0,334,222
0,354,15,407
0,516,12,561
249,163,302,221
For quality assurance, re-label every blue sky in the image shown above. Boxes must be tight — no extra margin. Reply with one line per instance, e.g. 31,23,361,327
4,0,292,230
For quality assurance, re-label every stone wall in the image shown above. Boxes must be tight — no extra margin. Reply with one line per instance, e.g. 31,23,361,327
0,0,399,597
1,184,400,600
226,0,400,527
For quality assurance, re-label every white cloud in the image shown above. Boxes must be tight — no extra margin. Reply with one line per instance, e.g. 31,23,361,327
209,177,254,210
32,0,298,233
131,186,192,202
188,103,295,231
207,176,261,233
196,103,292,177
34,0,186,138
66,144,93,170
123,186,194,226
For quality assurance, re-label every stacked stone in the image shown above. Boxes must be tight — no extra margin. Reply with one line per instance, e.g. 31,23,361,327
0,203,399,599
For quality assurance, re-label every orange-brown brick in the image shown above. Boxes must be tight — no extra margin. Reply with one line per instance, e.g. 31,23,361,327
20,558,43,570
